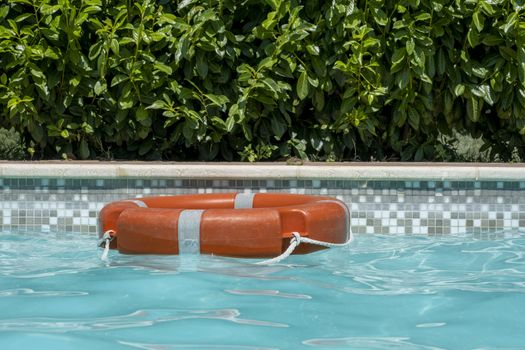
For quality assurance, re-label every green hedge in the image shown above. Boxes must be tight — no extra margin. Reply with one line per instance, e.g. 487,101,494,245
1,0,524,161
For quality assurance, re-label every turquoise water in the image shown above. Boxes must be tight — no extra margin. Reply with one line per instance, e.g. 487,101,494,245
1,231,524,350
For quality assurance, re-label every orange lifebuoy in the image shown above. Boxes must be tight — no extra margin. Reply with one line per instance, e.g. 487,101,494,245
98,193,350,258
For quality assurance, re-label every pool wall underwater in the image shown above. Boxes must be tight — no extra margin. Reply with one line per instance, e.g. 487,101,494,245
1,162,524,236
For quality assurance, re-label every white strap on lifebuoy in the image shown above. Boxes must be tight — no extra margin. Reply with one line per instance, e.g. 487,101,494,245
234,192,255,209
177,209,204,254
123,199,148,207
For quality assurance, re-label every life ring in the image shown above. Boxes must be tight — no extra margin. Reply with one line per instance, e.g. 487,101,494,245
98,193,350,258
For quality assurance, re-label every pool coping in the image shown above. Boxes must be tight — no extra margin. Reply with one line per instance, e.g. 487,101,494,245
1,161,524,181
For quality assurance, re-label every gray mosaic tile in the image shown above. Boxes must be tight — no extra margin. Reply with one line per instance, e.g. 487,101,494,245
1,178,524,235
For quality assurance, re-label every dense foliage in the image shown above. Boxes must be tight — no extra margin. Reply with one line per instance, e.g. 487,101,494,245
0,127,25,159
1,0,524,161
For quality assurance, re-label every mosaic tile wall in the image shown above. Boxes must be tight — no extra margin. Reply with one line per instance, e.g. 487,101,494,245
0,177,524,235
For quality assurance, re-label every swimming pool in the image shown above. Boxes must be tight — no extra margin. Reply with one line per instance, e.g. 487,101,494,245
1,230,524,349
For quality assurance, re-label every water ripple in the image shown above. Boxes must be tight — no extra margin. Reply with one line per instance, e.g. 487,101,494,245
225,289,311,299
415,323,446,328
302,336,445,349
293,233,525,296
118,340,278,350
0,288,88,297
0,309,288,333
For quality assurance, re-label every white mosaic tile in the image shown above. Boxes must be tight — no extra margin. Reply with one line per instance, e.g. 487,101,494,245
0,178,524,235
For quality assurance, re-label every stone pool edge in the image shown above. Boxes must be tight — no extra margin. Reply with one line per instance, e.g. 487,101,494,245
1,162,524,181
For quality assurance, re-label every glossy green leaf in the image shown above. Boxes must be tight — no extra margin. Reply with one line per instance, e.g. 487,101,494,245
406,39,415,55
503,12,517,33
147,100,168,110
205,94,230,108
0,5,9,19
467,29,479,47
415,13,432,21
88,41,103,60
225,115,236,132
391,48,406,73
297,71,309,100
40,4,61,15
94,80,107,95
111,74,128,87
306,45,320,56
153,62,172,75
467,96,481,122
110,38,119,55
472,85,495,105
454,84,465,97
472,11,484,32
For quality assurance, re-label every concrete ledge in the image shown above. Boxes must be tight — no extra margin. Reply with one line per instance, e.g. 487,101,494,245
1,161,524,181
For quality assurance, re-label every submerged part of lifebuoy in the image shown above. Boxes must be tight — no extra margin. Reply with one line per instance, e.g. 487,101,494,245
98,193,350,258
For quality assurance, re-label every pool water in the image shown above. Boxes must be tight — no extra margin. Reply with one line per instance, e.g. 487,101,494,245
1,231,524,350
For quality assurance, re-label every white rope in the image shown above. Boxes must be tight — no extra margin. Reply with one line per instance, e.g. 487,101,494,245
96,227,353,264
255,227,354,265
98,230,115,261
